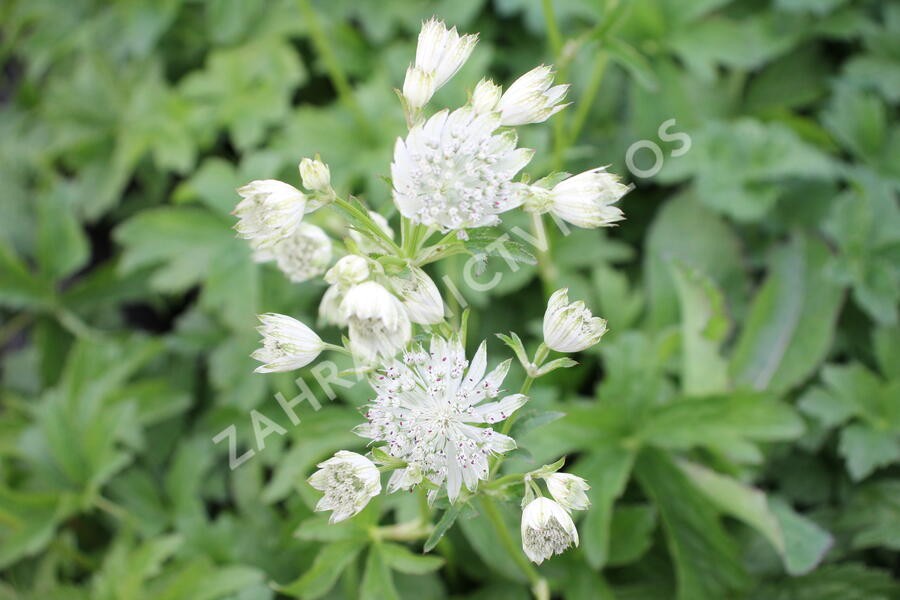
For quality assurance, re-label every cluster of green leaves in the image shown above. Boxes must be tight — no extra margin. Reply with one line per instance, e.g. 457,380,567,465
1,0,898,598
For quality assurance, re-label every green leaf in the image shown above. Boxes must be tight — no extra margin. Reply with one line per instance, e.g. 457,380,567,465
0,487,76,569
639,393,804,462
0,240,53,309
360,544,399,600
730,234,844,393
635,448,748,600
750,563,900,600
606,504,657,566
606,37,658,91
671,263,730,395
278,540,366,599
380,543,444,574
838,423,900,481
36,185,90,281
677,460,832,575
578,443,635,568
423,503,463,553
841,479,900,551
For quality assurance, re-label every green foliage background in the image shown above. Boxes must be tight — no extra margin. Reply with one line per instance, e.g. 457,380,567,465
1,0,899,598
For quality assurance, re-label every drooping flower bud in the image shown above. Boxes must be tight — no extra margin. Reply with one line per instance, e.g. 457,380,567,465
233,180,307,249
308,451,381,523
299,157,331,193
340,281,411,361
520,497,579,564
543,473,591,511
251,314,325,373
544,168,628,229
402,18,478,109
325,255,370,288
542,288,607,353
498,65,570,126
390,266,445,325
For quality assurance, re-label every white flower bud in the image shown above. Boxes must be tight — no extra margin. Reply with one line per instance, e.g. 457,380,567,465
402,66,436,110
544,473,591,511
546,168,627,228
251,314,325,373
414,18,478,91
253,223,332,283
308,451,381,523
542,288,607,353
233,180,306,249
472,78,502,114
340,281,411,362
387,462,423,493
521,497,579,564
318,284,346,327
390,266,445,325
325,255,370,288
299,157,331,192
498,65,570,126
349,211,395,255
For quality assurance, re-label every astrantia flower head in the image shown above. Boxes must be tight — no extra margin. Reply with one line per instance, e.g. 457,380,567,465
308,451,381,523
355,335,528,502
390,266,445,325
521,497,579,564
543,288,608,353
341,281,411,361
403,18,478,109
253,223,332,283
544,473,591,511
529,168,627,228
251,313,325,373
392,107,533,231
233,180,307,249
498,65,570,126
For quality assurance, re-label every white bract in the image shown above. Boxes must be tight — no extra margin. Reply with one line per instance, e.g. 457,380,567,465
308,451,381,523
529,168,627,228
355,336,527,502
233,180,307,249
341,281,411,361
253,223,332,283
349,211,395,255
390,266,445,325
544,473,591,511
299,157,331,192
543,288,608,353
471,78,501,114
251,314,325,373
403,18,478,109
498,65,569,126
520,497,579,564
392,107,533,231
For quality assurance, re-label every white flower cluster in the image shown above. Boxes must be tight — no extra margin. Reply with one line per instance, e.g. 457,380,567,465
230,17,619,564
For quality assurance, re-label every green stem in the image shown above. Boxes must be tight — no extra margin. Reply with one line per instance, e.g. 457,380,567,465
567,51,609,146
297,0,372,138
541,0,564,59
0,312,32,348
480,497,543,590
333,196,402,254
530,212,556,297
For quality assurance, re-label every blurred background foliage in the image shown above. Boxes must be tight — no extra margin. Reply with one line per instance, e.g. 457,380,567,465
1,0,899,598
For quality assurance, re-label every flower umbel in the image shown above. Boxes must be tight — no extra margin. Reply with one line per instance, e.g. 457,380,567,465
233,180,306,249
521,497,579,564
355,336,527,502
498,65,570,126
253,223,332,283
308,451,381,523
544,473,591,511
251,314,325,373
392,107,533,231
543,288,608,353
